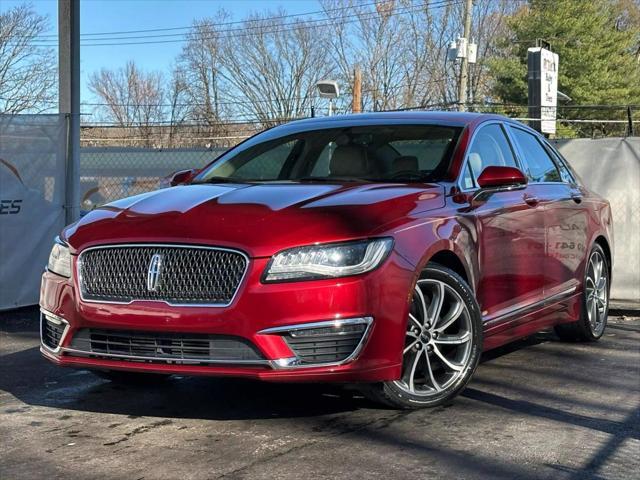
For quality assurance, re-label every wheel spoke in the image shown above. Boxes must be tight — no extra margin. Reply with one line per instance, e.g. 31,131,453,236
590,298,598,327
435,297,464,333
403,339,419,354
408,313,422,330
423,350,442,392
427,281,445,324
408,349,422,392
589,256,598,284
433,345,463,372
414,286,429,324
434,331,471,345
406,330,419,340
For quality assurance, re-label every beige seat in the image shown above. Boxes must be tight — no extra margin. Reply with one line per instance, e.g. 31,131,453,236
329,145,369,177
392,155,419,173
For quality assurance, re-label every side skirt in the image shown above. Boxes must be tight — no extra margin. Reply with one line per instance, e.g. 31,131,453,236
482,291,581,351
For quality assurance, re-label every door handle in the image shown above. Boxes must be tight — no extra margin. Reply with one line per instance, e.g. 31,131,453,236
523,194,539,207
571,192,583,204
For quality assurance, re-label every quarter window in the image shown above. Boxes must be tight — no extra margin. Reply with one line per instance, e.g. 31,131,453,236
464,123,519,187
509,128,562,183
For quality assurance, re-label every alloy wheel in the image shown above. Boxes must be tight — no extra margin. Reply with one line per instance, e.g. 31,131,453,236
393,279,474,396
585,250,608,336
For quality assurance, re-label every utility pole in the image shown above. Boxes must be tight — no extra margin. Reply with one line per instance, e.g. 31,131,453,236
59,0,80,223
457,0,473,112
352,65,362,113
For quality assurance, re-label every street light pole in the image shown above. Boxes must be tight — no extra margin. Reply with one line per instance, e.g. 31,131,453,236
458,0,473,112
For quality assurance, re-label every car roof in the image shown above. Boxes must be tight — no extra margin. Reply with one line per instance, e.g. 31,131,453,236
285,111,518,128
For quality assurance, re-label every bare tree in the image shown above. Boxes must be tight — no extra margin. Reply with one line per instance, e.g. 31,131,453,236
322,0,407,111
0,5,56,114
218,10,334,127
88,61,165,145
178,14,230,126
166,65,189,147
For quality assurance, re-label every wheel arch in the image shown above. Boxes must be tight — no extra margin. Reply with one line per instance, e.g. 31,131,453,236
593,235,612,275
428,250,469,285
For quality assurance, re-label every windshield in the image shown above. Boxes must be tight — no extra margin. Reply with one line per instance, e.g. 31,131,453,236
194,124,462,184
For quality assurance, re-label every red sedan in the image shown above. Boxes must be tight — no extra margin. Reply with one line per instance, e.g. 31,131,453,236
40,112,613,409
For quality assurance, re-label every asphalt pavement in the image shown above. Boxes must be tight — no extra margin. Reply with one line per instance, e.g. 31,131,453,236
1,307,638,480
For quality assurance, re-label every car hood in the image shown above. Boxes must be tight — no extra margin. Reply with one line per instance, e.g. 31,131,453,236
64,182,445,257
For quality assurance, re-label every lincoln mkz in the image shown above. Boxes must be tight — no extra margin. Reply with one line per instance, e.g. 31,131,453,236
40,112,612,408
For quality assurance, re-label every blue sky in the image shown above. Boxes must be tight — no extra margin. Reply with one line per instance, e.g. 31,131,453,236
1,0,322,104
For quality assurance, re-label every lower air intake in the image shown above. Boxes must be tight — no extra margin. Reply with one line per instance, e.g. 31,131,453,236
68,329,265,365
41,313,67,350
281,319,371,365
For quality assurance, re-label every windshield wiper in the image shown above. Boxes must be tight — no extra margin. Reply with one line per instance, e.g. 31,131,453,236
295,177,373,183
192,176,248,184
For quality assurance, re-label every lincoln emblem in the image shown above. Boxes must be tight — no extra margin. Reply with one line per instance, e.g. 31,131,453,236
146,253,163,292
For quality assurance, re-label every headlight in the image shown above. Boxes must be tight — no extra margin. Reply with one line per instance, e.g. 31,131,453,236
263,238,393,282
47,237,71,278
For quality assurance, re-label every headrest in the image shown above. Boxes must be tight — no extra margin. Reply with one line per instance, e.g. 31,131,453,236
329,145,368,177
392,155,419,172
468,152,482,176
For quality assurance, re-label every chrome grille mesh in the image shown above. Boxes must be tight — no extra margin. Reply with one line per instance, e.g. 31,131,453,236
78,245,247,305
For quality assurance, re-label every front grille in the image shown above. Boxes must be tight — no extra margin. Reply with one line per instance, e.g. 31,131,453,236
78,245,247,305
41,314,66,349
68,329,265,364
283,322,369,364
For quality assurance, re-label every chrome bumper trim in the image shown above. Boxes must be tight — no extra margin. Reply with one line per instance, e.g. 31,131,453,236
262,317,374,369
40,308,71,354
60,347,272,366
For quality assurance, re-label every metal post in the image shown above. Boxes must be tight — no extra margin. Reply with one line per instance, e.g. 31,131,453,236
457,0,473,112
627,106,634,136
59,0,80,223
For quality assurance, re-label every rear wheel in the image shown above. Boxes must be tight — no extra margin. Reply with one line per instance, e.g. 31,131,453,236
92,370,171,385
555,244,610,342
362,263,482,409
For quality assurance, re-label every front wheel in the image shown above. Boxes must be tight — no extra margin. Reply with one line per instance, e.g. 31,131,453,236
362,263,483,409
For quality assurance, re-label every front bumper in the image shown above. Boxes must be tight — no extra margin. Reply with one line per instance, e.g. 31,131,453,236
39,252,415,383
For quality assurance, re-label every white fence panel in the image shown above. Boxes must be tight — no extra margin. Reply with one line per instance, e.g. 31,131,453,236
0,115,67,310
555,138,640,308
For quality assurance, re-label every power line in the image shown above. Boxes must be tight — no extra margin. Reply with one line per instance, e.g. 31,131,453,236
21,0,460,47
26,0,398,39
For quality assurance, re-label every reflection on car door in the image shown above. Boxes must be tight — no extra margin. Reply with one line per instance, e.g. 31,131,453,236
459,123,547,322
507,127,589,299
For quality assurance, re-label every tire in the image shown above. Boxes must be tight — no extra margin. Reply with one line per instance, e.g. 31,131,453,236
555,243,610,342
92,370,172,385
362,263,483,409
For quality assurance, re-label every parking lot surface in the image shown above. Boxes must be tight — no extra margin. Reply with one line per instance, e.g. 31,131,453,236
1,307,638,480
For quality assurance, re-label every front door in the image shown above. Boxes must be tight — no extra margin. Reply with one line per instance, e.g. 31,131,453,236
459,123,547,321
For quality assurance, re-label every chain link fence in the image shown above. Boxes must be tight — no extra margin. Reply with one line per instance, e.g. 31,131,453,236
80,147,225,210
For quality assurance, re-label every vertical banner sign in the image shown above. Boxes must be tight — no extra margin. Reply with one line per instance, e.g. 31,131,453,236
528,47,559,135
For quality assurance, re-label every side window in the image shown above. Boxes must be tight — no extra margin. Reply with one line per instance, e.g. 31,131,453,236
544,141,575,184
464,123,518,186
509,128,562,183
233,141,296,179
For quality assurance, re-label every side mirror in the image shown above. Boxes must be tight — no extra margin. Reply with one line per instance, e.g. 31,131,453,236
476,166,527,190
168,168,198,187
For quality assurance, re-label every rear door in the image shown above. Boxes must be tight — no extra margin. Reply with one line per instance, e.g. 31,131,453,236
507,126,588,298
459,122,547,321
